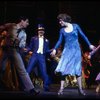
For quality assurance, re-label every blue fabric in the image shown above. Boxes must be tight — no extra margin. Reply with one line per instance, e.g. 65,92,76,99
27,36,50,54
26,36,50,89
54,23,91,76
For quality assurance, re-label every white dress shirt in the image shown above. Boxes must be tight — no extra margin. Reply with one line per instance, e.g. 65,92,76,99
37,36,44,54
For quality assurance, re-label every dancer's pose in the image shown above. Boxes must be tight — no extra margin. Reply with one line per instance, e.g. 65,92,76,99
51,13,95,95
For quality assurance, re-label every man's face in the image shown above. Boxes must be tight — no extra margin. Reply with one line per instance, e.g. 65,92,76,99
38,30,45,36
21,19,29,28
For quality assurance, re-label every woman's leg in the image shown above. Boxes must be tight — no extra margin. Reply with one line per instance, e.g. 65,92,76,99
58,75,66,95
76,76,86,96
95,73,100,93
96,82,100,93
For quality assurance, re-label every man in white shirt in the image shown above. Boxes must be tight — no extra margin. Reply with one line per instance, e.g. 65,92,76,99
26,24,50,91
15,17,40,95
16,16,29,67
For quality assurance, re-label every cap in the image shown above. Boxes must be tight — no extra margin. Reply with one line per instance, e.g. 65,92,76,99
37,24,45,31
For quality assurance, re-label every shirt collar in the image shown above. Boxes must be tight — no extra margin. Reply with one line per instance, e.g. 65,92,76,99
38,35,44,38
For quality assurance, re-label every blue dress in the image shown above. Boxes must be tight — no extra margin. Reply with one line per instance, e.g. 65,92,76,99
54,23,91,76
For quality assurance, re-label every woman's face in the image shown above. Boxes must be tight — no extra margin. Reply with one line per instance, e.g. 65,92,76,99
59,19,66,27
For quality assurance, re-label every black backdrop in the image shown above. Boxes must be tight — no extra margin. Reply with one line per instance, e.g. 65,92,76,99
0,1,100,47
0,0,100,86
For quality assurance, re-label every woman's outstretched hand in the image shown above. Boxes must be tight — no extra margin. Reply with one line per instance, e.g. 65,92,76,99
89,45,96,50
50,49,56,57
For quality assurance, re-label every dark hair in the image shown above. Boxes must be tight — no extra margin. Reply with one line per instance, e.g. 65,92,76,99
16,16,28,23
4,23,17,34
57,13,71,23
0,23,16,34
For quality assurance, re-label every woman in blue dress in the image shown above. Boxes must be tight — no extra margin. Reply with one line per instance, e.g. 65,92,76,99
51,13,95,95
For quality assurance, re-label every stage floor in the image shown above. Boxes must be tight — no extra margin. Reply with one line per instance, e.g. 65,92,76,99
0,84,100,99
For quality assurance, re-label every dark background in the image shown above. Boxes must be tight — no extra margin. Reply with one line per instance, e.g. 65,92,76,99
0,1,100,49
0,0,100,87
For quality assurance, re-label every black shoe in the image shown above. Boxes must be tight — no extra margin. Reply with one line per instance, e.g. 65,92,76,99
29,88,40,96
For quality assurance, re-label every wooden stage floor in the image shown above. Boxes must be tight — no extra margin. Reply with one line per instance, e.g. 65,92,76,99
0,84,100,99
